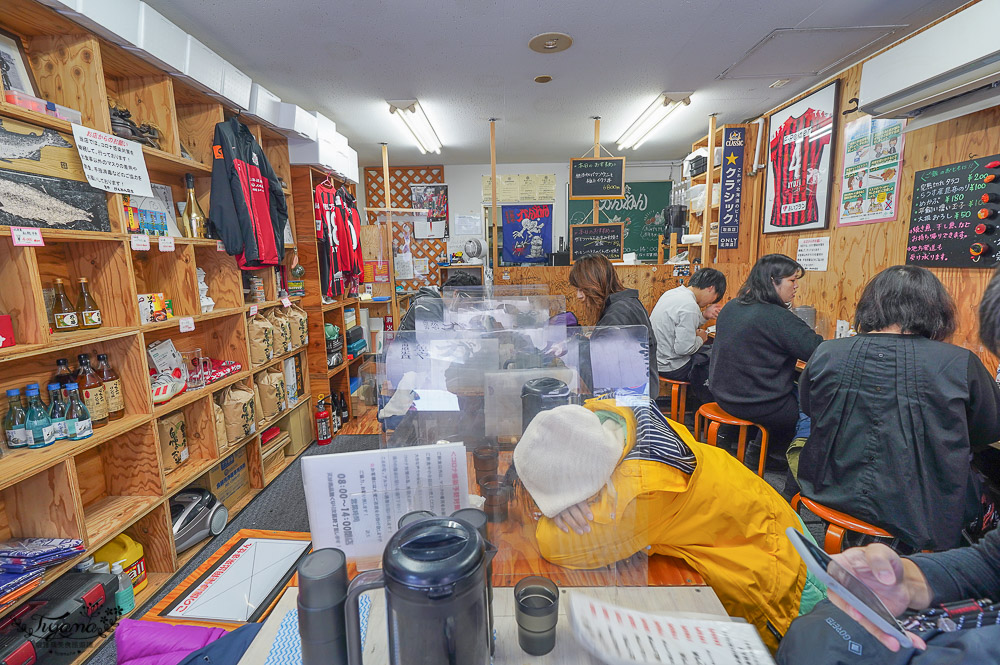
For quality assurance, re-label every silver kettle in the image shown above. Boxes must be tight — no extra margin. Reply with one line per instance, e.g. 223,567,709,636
345,517,496,665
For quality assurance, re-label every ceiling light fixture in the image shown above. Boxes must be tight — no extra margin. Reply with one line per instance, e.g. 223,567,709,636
387,100,442,154
616,93,692,151
769,79,792,88
529,32,573,54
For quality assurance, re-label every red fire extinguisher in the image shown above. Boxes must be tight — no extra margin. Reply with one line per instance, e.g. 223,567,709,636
315,398,333,445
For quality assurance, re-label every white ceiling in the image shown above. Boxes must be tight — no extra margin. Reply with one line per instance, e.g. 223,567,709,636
149,0,964,167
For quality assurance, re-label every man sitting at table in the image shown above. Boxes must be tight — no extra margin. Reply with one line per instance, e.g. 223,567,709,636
513,399,826,651
649,268,726,404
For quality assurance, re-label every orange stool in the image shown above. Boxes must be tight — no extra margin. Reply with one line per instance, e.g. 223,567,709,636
694,402,770,477
792,493,893,554
658,378,688,424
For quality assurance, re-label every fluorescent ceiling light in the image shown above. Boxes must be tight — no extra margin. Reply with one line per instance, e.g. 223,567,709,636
387,100,442,154
617,93,692,151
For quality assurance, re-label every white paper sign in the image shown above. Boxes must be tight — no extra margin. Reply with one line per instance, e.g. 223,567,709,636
179,317,195,333
301,443,470,558
158,236,175,252
11,227,44,246
130,234,150,251
280,297,292,308
71,124,152,197
796,237,831,272
568,593,774,665
249,305,258,316
413,257,430,275
216,240,226,252
454,215,483,236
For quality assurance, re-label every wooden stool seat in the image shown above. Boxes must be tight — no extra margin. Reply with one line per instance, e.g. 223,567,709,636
791,493,893,554
658,378,689,424
694,402,769,477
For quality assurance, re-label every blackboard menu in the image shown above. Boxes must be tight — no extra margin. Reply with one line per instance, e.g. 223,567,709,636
907,153,1000,268
570,157,625,200
570,222,624,262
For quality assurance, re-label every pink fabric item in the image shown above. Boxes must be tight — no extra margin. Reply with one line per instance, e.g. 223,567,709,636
115,619,227,665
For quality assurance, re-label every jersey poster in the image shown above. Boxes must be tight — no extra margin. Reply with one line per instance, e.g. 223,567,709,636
763,81,838,233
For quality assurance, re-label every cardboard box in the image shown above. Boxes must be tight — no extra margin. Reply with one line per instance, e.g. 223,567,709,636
286,399,314,455
196,446,249,509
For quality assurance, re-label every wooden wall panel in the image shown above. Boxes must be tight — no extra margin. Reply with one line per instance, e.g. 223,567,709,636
749,63,1000,367
177,104,225,167
501,265,679,324
28,33,112,133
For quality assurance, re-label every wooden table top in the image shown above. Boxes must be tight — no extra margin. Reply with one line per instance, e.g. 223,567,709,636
468,452,704,588
239,585,730,665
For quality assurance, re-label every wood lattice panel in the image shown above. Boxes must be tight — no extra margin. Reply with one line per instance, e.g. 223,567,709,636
364,165,446,288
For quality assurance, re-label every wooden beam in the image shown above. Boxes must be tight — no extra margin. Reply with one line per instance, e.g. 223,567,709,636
593,117,601,226
490,119,499,275
702,115,718,263
381,144,400,325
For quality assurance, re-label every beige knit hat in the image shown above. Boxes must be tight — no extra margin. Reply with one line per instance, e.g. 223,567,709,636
513,404,623,518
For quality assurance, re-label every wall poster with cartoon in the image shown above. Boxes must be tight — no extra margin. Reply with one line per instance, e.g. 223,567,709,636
838,114,905,226
501,204,552,264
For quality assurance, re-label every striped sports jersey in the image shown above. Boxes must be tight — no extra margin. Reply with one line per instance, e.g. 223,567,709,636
314,182,343,298
769,108,833,227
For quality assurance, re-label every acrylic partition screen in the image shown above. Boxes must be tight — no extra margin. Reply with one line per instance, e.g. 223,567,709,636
368,326,656,588
441,284,550,299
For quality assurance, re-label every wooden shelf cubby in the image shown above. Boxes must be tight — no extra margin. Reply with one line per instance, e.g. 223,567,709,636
0,0,323,649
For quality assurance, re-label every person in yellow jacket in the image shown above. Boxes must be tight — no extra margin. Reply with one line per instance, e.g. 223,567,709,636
513,399,826,651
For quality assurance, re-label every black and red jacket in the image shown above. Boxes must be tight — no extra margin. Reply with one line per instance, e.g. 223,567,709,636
210,117,288,269
334,186,364,279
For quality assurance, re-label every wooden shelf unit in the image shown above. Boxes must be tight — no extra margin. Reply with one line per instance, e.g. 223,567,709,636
0,0,321,646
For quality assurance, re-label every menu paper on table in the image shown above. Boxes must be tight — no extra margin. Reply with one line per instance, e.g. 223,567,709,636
71,124,153,197
301,443,470,559
568,593,775,665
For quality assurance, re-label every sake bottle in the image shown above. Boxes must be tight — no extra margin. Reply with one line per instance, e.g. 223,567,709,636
47,383,69,441
64,383,93,440
95,354,124,420
77,354,108,428
52,279,79,332
3,389,31,449
76,278,103,329
24,387,56,448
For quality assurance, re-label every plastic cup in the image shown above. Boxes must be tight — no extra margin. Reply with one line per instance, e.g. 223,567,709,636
473,445,499,483
397,510,435,529
479,474,511,523
514,576,559,656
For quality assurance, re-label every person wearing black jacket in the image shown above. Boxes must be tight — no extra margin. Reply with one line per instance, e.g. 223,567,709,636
776,268,1000,663
709,254,822,460
210,117,288,269
797,266,1000,552
569,254,659,399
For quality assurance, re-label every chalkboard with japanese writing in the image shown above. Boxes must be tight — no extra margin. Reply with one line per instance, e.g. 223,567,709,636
570,157,626,200
570,222,624,262
906,153,1000,268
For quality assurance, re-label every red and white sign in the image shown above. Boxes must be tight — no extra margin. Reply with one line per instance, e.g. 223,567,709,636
158,236,175,252
179,317,195,333
11,227,44,246
130,234,150,251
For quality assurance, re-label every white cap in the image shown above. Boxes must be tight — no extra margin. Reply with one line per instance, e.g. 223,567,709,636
112,559,125,574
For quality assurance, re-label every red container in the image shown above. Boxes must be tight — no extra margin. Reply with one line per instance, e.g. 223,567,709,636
0,315,15,348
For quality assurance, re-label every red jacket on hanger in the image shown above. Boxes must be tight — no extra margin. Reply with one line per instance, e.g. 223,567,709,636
334,187,364,279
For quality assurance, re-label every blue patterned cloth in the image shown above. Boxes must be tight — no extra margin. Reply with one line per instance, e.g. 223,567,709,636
264,594,371,665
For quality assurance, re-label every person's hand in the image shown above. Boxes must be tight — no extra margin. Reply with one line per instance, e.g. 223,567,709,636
554,501,594,535
695,329,709,342
829,544,929,652
703,303,723,320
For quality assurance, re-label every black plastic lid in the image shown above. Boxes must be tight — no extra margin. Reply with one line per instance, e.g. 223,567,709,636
384,518,483,589
450,508,488,541
297,548,348,608
521,377,569,396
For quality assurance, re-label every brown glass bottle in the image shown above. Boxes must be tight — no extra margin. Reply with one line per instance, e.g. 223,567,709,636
76,354,108,428
76,278,103,329
52,279,79,332
53,358,74,398
95,353,124,420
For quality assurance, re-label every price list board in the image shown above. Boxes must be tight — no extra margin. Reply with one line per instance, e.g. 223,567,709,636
906,154,1000,268
570,222,624,262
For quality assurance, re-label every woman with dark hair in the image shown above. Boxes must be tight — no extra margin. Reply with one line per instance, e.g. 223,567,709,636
797,265,1000,552
709,254,823,464
569,254,659,398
